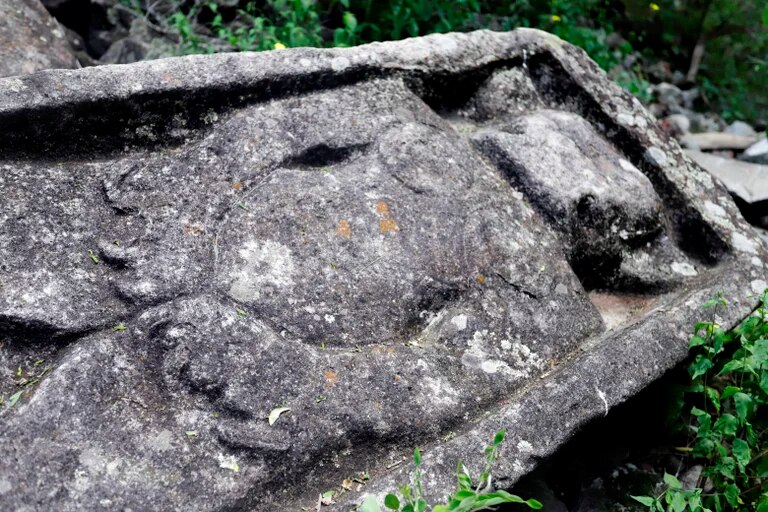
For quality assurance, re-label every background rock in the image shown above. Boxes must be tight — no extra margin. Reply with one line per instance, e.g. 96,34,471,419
0,0,79,77
741,138,768,165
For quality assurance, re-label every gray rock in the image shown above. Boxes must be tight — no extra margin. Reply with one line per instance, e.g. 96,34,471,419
687,110,727,133
725,120,757,138
653,82,685,110
0,0,79,77
679,132,758,151
652,82,698,112
99,36,150,64
660,114,691,135
0,29,763,512
741,138,768,165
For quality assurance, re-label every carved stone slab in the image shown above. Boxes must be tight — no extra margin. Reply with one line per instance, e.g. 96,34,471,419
0,29,764,511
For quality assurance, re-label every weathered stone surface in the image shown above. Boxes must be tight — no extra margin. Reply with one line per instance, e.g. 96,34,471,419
0,30,765,511
0,0,79,77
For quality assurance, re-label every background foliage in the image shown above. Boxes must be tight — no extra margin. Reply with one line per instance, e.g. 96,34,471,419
122,0,768,123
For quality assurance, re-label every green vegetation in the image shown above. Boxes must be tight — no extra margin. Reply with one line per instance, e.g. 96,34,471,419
358,429,542,512
633,291,768,511
120,0,768,123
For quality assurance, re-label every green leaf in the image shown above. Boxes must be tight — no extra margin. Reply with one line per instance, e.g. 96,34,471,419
751,339,768,369
733,438,751,470
632,496,656,507
705,387,720,413
663,472,682,489
689,335,708,348
733,392,753,420
384,494,400,510
721,386,741,399
713,414,739,436
689,355,713,379
718,359,746,376
456,461,472,490
714,456,736,480
359,495,381,512
454,489,476,501
670,491,686,512
343,11,358,31
413,447,421,466
526,498,544,510
760,370,768,396
756,453,768,478
757,493,768,512
723,483,741,507
6,390,22,408
493,429,505,445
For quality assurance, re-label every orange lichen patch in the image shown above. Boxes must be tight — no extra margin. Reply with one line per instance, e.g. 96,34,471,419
337,219,352,239
379,218,399,233
324,370,338,388
375,200,399,233
232,181,243,190
476,274,486,283
371,345,396,355
183,223,204,236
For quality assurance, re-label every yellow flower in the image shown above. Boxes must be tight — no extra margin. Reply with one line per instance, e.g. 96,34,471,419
273,41,286,50
649,3,660,11
550,14,562,22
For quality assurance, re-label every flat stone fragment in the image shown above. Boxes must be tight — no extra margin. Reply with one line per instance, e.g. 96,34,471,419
741,138,768,165
0,29,764,512
0,0,78,77
679,131,758,151
686,149,768,204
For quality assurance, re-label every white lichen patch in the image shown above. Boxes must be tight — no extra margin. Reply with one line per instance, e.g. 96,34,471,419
732,232,759,255
618,158,640,174
330,56,351,71
704,200,726,218
703,200,735,229
644,146,667,167
670,261,697,276
751,256,763,268
450,314,468,331
462,330,544,379
227,239,295,302
217,453,240,473
148,430,174,452
751,279,767,295
421,376,459,406
516,439,533,453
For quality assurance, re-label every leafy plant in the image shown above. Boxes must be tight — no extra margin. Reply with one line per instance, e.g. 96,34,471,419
359,429,542,512
632,291,768,511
